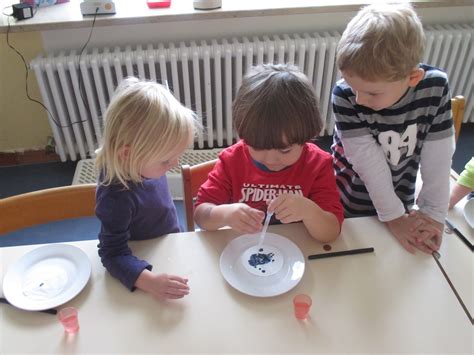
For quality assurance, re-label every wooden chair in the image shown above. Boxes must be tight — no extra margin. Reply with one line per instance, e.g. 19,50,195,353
181,159,217,231
451,95,465,142
0,184,97,235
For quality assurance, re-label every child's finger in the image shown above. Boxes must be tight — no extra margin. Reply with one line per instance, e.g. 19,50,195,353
415,227,441,244
413,231,438,253
275,209,293,223
431,234,442,249
400,238,416,254
166,284,190,295
409,218,425,232
414,242,434,254
235,218,261,234
268,195,286,212
164,293,186,299
423,238,438,251
250,209,265,223
167,280,190,291
242,206,263,222
409,228,425,240
243,214,264,230
168,275,189,284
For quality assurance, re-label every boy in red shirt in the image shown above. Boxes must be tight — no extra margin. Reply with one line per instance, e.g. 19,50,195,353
194,64,343,242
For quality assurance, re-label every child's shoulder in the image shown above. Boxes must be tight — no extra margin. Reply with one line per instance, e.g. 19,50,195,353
304,142,332,163
219,140,247,160
332,78,353,97
419,64,449,82
96,180,134,202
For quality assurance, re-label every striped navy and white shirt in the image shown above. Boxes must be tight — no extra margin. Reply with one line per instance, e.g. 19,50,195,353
331,64,454,223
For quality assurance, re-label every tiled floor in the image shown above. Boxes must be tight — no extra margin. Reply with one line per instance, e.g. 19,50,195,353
1,125,472,247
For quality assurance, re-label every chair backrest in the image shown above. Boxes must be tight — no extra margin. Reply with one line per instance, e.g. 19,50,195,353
181,159,217,231
0,184,97,235
451,95,465,142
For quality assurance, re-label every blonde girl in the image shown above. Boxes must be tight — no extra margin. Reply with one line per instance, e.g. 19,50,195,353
95,77,197,300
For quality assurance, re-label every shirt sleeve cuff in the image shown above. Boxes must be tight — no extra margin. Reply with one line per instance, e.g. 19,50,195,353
417,206,447,224
377,204,406,222
126,262,153,292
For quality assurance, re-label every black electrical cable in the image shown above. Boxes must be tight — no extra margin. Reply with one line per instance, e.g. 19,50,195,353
77,7,100,116
3,6,100,129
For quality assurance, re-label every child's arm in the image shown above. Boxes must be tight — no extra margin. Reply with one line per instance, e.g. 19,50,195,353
449,158,474,209
449,183,472,209
98,194,191,298
332,88,405,222
135,270,189,299
194,149,265,234
268,194,340,242
96,189,154,290
416,137,454,223
194,202,265,234
416,79,455,224
339,133,406,222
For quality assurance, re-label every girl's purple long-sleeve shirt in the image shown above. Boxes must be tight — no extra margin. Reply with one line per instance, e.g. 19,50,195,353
96,176,180,290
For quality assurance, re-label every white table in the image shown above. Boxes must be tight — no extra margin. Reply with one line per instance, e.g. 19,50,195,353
1,217,472,354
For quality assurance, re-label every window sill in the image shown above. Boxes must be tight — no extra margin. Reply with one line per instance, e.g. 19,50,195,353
0,0,471,33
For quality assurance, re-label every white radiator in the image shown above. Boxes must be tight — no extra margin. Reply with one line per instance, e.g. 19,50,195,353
31,24,473,163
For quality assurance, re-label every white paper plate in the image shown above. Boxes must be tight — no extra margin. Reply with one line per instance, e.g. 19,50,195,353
464,199,474,229
3,244,91,311
220,233,305,297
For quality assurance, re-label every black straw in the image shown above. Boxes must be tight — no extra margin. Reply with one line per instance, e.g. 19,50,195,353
445,219,474,252
0,297,57,315
432,253,473,324
308,247,375,260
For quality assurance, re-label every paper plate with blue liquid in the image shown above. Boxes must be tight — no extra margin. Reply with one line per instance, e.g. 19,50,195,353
219,233,305,297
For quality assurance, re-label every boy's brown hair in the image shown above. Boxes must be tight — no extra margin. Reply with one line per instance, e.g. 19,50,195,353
233,64,322,149
337,3,425,82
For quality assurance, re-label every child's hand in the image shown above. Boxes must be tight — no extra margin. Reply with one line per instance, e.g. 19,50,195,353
386,214,425,254
408,210,443,252
267,194,312,224
135,269,190,299
223,203,265,234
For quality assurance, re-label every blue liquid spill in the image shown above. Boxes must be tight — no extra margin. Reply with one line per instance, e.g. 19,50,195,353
248,251,275,272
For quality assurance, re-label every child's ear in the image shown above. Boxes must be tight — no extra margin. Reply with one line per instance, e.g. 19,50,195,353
408,68,425,87
118,145,131,160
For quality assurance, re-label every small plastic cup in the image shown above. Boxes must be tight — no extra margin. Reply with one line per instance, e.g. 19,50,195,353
293,294,312,320
58,307,79,333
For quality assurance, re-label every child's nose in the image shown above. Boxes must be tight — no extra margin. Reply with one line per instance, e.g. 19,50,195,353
262,152,278,164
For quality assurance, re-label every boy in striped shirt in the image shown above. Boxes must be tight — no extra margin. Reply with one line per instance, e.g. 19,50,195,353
331,3,454,254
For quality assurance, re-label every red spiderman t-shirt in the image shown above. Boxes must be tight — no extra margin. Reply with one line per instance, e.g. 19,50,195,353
195,140,344,226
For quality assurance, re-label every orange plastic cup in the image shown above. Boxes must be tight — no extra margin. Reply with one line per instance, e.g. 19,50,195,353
58,307,79,333
293,294,312,320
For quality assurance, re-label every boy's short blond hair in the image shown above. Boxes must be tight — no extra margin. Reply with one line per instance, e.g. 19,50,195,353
337,3,425,82
96,77,197,188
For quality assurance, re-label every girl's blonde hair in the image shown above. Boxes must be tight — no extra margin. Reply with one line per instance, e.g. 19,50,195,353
96,77,197,188
337,3,425,82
